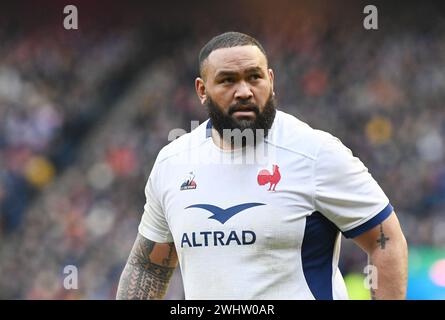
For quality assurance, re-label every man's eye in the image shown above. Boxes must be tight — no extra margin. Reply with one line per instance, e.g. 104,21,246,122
249,74,260,81
222,78,235,84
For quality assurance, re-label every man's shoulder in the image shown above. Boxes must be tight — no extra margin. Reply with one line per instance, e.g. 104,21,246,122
156,119,209,164
269,110,334,160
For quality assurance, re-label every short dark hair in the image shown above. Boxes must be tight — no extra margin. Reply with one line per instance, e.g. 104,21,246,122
198,31,267,77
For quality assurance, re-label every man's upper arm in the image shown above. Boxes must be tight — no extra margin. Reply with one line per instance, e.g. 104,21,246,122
351,211,408,299
129,233,178,268
352,211,406,254
139,165,173,243
139,147,176,242
314,135,393,233
116,233,178,299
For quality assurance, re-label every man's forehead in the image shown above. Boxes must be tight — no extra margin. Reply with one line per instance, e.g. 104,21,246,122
205,45,267,75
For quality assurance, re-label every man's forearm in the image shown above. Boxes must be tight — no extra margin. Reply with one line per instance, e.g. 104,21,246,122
116,234,177,299
116,261,175,299
368,225,408,300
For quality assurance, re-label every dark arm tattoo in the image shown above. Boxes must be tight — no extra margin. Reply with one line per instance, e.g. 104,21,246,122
376,224,390,249
116,234,177,300
370,224,392,299
370,287,377,300
365,259,377,300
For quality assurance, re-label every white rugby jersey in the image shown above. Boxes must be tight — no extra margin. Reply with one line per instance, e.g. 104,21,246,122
138,110,393,300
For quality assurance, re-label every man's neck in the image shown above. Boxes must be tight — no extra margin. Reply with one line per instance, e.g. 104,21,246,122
211,128,236,150
211,128,267,151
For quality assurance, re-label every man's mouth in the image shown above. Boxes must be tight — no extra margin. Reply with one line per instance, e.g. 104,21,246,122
232,110,256,118
230,106,258,119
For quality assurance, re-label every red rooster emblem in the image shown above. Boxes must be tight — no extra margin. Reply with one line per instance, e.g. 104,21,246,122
257,164,281,191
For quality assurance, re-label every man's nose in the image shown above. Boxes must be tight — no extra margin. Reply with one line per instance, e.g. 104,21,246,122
234,81,253,100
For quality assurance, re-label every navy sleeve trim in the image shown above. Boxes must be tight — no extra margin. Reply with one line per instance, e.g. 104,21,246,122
342,203,394,239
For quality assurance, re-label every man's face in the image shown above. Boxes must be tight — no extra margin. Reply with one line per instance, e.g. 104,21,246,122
196,45,276,139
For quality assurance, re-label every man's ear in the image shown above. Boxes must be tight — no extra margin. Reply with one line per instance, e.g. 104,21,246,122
195,77,207,105
268,68,275,96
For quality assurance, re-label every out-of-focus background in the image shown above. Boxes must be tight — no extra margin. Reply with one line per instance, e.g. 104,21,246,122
0,0,444,299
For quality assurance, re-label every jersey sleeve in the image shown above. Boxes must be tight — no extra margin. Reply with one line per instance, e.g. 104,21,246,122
313,136,393,238
138,155,174,243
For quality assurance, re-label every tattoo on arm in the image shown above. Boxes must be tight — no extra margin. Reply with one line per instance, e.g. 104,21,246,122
162,244,175,266
370,287,377,300
376,224,390,249
368,259,377,300
116,235,177,300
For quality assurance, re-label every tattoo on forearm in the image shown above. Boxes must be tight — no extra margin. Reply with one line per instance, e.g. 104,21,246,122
370,287,377,300
162,243,175,266
117,235,176,299
376,224,390,249
367,259,378,300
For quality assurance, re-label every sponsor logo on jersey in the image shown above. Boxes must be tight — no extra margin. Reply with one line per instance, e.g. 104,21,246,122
180,230,256,248
182,202,265,247
180,171,197,190
257,164,281,191
185,203,265,224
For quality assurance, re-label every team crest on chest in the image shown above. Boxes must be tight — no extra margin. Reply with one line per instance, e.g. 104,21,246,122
257,164,281,191
180,172,197,191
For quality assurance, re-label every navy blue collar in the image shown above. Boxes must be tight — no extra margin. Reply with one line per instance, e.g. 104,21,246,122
206,119,212,138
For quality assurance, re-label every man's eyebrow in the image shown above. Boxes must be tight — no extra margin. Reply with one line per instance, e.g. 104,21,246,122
244,67,264,74
214,70,239,78
215,67,264,78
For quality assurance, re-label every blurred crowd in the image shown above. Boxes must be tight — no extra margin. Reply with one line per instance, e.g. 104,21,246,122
0,2,444,299
0,20,139,233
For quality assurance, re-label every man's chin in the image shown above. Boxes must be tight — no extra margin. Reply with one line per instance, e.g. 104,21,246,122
232,118,256,130
231,113,257,126
206,93,276,140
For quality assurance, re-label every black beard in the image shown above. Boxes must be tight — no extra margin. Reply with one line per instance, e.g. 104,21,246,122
206,92,276,147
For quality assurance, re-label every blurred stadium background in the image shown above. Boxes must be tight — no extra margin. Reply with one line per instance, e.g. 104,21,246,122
0,0,444,299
